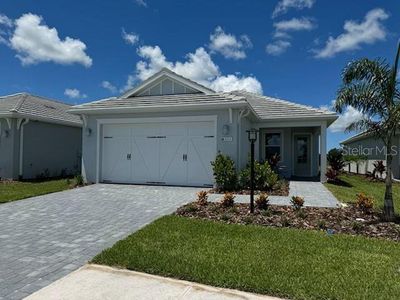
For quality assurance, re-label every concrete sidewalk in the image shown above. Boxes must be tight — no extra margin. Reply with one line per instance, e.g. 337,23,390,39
25,264,283,300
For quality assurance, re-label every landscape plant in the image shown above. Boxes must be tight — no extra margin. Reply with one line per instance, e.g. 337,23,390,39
211,153,237,191
334,42,400,221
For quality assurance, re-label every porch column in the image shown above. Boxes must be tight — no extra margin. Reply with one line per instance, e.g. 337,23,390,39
320,121,327,182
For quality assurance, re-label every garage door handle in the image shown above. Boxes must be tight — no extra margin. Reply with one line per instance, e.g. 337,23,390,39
183,154,187,161
127,153,132,160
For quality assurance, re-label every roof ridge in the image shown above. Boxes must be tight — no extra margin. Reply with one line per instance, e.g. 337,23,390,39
12,93,28,112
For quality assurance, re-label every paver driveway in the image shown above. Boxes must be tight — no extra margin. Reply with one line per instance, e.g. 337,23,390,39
0,184,201,300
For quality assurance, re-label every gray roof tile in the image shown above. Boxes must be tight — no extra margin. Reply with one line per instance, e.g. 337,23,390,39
0,93,82,126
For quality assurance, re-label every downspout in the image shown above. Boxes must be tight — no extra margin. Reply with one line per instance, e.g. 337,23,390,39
237,108,250,169
18,118,30,179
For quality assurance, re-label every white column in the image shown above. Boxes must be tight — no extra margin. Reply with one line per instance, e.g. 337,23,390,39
320,121,327,182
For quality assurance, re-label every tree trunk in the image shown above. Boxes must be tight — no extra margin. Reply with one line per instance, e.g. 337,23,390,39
384,141,395,221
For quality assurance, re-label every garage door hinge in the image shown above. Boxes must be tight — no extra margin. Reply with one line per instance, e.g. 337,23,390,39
204,135,215,138
147,136,167,139
103,136,113,139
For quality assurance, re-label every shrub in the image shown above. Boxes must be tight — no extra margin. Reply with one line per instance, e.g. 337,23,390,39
267,153,280,172
239,160,278,191
351,221,364,232
211,153,237,191
317,219,327,230
255,193,269,210
290,196,304,210
327,148,345,172
181,203,198,213
220,192,235,208
196,191,208,206
325,168,339,182
74,174,84,186
355,193,374,212
372,160,385,178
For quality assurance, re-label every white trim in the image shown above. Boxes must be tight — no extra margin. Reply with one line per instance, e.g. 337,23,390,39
95,115,218,184
121,70,214,98
5,118,12,129
262,129,284,163
81,114,88,128
292,132,313,177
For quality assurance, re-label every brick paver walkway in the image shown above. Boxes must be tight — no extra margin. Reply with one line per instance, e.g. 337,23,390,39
0,184,201,299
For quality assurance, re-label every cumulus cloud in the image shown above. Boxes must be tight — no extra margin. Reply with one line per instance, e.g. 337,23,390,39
273,17,316,32
209,26,252,60
0,14,13,27
266,40,291,56
7,13,92,67
314,8,388,58
321,101,365,133
122,28,139,45
122,45,262,94
101,81,117,93
272,0,315,18
64,88,87,99
267,17,316,56
134,0,147,7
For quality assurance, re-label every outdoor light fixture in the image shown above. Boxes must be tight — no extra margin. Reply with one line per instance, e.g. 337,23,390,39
246,128,259,213
222,124,230,135
85,128,92,137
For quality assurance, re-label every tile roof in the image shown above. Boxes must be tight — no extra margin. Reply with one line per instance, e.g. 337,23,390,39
231,90,337,121
70,93,247,112
0,93,82,126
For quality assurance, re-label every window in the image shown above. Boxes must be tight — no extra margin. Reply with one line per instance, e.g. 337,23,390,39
265,133,281,161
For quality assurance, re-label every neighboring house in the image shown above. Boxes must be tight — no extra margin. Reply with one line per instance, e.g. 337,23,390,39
0,93,82,180
341,132,400,179
70,68,337,186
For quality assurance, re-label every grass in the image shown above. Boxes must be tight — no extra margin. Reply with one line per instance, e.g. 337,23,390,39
92,215,400,300
325,173,400,214
0,178,75,204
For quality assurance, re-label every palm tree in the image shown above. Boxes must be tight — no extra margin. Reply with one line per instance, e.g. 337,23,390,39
335,42,400,221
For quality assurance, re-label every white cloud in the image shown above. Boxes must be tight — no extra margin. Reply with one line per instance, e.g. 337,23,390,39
9,13,92,67
209,26,252,60
272,0,315,18
273,17,316,32
321,101,365,133
0,14,12,27
134,0,147,7
122,45,263,94
122,28,139,45
266,40,291,56
315,8,388,58
64,88,87,99
101,81,117,93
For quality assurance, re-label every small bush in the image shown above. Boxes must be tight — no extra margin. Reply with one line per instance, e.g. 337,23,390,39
317,219,327,230
296,209,307,219
220,192,235,208
290,196,304,210
74,174,84,186
372,160,385,179
242,215,255,225
325,168,339,182
255,193,269,210
211,153,237,191
327,148,345,171
239,160,278,191
355,193,374,212
220,213,231,221
196,191,208,206
351,221,364,232
181,203,198,213
281,217,291,227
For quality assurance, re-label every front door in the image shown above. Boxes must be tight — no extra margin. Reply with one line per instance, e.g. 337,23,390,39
293,135,311,177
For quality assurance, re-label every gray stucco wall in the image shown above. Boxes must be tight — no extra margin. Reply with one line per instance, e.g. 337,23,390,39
81,109,243,183
22,121,82,179
0,118,20,179
342,135,400,179
81,109,324,183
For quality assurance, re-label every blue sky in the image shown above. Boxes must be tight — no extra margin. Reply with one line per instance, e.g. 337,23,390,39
0,0,399,149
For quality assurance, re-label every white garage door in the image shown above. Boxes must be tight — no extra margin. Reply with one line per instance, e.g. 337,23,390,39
101,120,216,187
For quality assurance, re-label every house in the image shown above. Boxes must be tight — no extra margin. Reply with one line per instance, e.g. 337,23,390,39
70,68,337,186
340,132,399,178
0,93,82,180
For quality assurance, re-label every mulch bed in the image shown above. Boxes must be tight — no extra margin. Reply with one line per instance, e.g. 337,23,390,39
176,202,400,242
208,180,289,196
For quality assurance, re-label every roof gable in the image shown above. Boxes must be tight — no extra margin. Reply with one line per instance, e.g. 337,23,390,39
121,68,215,98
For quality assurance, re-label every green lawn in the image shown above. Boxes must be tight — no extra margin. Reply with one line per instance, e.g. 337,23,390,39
0,178,74,204
92,215,400,300
325,173,400,213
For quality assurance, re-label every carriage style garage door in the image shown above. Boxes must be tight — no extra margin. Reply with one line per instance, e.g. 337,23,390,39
101,120,216,186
